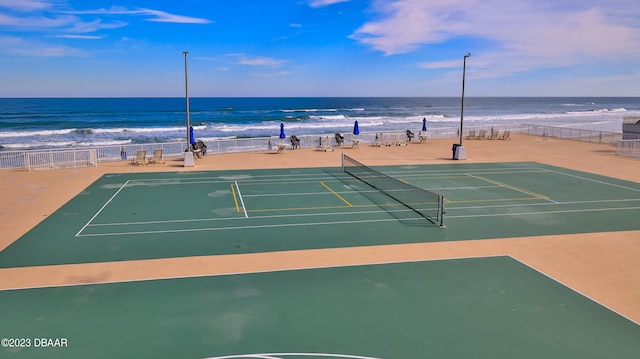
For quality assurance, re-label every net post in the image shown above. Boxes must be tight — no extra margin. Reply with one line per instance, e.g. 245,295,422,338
439,196,446,228
341,152,345,172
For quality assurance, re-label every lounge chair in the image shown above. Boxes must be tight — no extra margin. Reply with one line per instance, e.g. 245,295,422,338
130,150,147,166
499,130,511,140
418,130,429,143
317,136,333,152
385,134,397,146
290,135,301,149
396,133,407,146
489,130,499,140
334,133,344,146
149,149,165,164
475,130,487,140
465,130,476,140
372,133,386,147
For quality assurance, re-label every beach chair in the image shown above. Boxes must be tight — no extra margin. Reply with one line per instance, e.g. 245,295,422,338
149,149,165,164
396,133,407,146
465,130,476,140
372,133,386,147
130,150,147,166
290,135,301,149
317,136,333,152
385,134,397,146
418,130,429,143
334,133,344,147
499,130,511,140
489,130,499,140
475,130,487,140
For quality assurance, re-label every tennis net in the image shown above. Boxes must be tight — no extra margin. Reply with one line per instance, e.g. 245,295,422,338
342,154,445,227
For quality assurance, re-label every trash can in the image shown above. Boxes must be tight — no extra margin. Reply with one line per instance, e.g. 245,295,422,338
452,143,460,159
452,143,467,160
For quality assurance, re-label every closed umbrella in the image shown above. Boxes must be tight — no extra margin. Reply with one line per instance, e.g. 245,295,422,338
353,120,360,135
279,123,286,140
422,118,427,131
189,126,195,147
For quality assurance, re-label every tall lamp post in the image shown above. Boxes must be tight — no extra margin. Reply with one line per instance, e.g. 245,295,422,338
454,52,471,160
183,51,195,167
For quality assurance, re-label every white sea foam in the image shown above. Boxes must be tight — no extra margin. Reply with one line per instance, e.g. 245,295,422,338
281,108,338,113
76,140,133,147
0,129,77,138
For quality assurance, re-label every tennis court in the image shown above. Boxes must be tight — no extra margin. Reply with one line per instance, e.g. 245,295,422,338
1,256,639,359
1,158,640,358
0,160,639,268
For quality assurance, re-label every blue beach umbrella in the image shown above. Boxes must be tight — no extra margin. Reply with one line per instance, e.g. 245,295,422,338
422,118,427,131
279,123,286,139
189,126,195,145
353,120,360,135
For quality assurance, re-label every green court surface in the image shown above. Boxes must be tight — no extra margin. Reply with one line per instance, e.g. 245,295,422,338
1,256,639,358
1,161,639,268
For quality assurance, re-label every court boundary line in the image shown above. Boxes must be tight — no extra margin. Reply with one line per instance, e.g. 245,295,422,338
118,166,548,185
82,197,639,226
76,217,427,237
75,204,640,238
510,256,639,326
75,180,130,237
320,181,353,207
466,174,556,203
539,167,640,193
204,353,385,359
2,253,636,327
234,181,249,218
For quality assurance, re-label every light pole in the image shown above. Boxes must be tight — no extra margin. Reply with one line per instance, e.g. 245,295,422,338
459,52,471,146
183,51,191,151
454,52,470,160
183,51,195,166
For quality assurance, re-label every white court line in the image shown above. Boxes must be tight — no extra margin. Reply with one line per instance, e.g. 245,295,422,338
204,353,385,359
5,253,635,329
80,197,640,233
76,205,640,238
235,181,248,218
85,208,425,228
76,217,426,237
539,167,640,193
510,257,639,326
121,166,547,186
75,180,130,237
446,205,640,219
465,173,558,203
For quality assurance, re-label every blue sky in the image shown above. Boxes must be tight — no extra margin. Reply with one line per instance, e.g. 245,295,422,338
1,0,639,97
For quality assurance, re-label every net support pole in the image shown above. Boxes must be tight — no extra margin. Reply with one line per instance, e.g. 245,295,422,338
439,196,446,228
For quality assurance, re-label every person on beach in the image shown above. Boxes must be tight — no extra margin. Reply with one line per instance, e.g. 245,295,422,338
120,147,127,160
196,140,207,156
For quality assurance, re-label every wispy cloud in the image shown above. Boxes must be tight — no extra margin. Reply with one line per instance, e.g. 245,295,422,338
227,53,286,68
55,34,105,40
0,35,85,56
64,6,212,24
308,0,350,8
350,0,640,80
0,0,53,12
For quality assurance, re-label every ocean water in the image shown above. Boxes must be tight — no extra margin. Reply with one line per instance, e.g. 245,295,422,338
1,97,639,151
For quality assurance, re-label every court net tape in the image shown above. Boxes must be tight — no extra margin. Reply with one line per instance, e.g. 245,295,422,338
342,154,445,227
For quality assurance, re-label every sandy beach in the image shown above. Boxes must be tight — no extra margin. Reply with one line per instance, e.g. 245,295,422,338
1,134,639,323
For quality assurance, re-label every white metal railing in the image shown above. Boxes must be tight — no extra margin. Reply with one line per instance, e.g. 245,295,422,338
616,140,640,158
3,124,637,170
24,149,97,171
520,124,626,144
